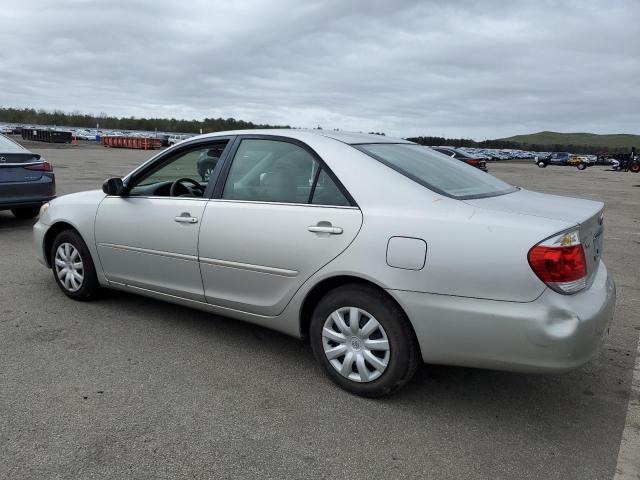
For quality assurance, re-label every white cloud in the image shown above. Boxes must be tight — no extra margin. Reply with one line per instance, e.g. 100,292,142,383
0,0,638,138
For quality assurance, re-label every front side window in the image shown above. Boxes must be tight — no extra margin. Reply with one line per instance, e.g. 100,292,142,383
357,143,517,200
128,140,228,197
222,139,351,206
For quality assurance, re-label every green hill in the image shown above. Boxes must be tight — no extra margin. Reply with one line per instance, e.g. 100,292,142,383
498,131,640,149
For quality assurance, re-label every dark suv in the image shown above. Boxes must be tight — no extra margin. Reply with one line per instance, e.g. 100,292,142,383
0,134,55,218
537,152,588,170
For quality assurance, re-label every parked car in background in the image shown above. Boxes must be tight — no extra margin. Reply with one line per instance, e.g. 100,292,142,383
431,146,488,171
73,130,96,141
537,152,589,170
33,129,615,397
168,134,191,146
0,133,55,218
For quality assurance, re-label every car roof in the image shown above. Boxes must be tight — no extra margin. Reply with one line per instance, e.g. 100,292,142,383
192,128,413,145
0,133,31,153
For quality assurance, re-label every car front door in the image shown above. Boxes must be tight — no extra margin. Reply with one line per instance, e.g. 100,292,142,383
94,139,232,301
198,137,363,316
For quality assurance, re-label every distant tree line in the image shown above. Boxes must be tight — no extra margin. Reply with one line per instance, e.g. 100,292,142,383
0,106,630,154
0,107,288,134
406,136,629,154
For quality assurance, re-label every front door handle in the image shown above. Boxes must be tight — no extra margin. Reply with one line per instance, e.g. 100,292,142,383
308,224,343,235
174,213,198,224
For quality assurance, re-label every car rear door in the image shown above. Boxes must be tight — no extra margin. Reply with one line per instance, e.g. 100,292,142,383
198,136,363,316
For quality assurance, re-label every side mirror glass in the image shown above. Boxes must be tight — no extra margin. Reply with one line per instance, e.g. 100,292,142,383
102,177,124,196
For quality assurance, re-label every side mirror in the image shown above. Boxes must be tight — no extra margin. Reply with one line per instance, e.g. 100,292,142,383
102,177,124,196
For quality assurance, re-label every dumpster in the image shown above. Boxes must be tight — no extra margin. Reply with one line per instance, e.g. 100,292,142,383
21,129,73,143
101,136,162,150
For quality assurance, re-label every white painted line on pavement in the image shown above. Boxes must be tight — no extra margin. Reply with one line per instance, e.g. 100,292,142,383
614,333,640,480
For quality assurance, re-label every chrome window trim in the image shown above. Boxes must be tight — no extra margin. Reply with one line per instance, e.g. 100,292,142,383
205,198,360,210
104,195,209,202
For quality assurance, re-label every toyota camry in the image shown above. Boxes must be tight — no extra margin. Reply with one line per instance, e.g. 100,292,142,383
33,130,616,396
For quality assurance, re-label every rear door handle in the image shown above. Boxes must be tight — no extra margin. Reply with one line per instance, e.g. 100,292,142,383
174,213,198,224
308,225,343,235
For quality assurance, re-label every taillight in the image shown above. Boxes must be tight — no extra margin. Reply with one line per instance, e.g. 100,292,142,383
528,229,587,294
467,159,480,166
25,160,53,172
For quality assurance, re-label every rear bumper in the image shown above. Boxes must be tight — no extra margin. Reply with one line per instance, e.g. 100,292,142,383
390,261,616,373
0,196,55,210
0,175,56,210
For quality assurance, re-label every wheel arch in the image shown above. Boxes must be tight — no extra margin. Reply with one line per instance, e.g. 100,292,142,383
42,221,82,267
298,275,421,356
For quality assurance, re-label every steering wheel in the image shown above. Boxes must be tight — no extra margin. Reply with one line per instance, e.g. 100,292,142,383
169,178,204,197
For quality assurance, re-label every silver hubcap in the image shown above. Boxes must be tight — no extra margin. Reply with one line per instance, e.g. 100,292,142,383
54,243,84,292
322,307,390,383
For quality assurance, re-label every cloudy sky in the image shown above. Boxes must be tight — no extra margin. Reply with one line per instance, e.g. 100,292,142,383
1,0,638,139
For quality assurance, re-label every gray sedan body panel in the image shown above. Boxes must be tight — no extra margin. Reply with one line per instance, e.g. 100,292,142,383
0,133,55,209
33,129,616,373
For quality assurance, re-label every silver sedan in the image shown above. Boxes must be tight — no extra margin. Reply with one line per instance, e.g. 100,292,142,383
33,130,616,396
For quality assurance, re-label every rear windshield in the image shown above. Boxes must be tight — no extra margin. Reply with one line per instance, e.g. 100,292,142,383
356,143,517,200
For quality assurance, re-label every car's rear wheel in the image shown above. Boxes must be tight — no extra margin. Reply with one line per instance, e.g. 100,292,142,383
11,207,40,219
537,161,546,168
310,284,419,397
630,163,640,173
577,163,587,170
51,230,101,300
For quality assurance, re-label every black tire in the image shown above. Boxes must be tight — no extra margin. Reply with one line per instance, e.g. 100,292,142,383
537,161,546,168
50,230,101,300
11,207,40,219
630,163,640,173
577,163,587,170
310,284,420,397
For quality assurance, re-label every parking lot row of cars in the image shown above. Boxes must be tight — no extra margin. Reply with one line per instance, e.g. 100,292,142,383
0,124,196,146
1,123,620,163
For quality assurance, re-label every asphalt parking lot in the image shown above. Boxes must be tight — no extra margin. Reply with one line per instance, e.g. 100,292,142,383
1,142,639,479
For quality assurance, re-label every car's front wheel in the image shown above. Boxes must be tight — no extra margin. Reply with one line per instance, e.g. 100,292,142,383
577,163,587,170
310,284,419,397
51,230,101,300
537,161,547,168
11,207,40,219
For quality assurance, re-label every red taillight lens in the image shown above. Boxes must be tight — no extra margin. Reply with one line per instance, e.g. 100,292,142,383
25,160,53,172
528,230,587,294
528,245,586,282
467,159,480,166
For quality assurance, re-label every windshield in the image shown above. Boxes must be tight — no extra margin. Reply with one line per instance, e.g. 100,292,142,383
356,143,517,199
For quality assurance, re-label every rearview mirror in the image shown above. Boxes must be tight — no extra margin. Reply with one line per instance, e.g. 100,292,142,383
102,177,124,196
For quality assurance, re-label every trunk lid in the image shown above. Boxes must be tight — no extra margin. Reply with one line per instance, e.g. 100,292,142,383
463,188,602,224
464,188,605,286
0,153,44,183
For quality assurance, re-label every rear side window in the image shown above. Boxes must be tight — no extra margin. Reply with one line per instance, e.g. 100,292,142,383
311,169,350,206
357,143,516,200
222,139,352,206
